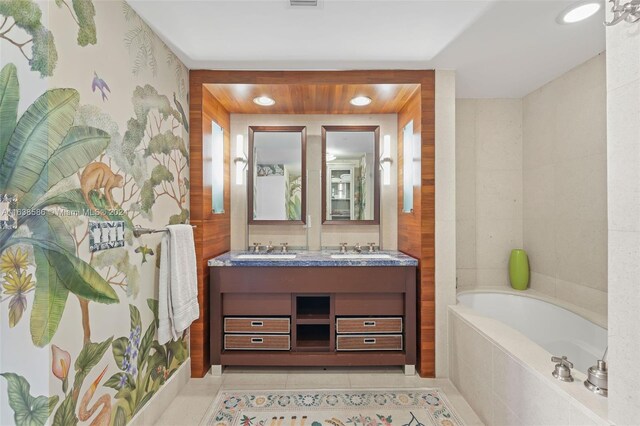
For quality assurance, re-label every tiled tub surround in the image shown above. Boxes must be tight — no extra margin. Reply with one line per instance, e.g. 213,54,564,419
449,295,609,426
455,55,608,319
208,250,418,267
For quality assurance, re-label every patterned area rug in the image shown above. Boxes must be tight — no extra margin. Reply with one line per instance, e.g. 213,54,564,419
200,389,465,426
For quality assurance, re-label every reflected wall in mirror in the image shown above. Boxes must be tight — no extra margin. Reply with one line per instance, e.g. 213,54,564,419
322,125,380,224
248,126,306,224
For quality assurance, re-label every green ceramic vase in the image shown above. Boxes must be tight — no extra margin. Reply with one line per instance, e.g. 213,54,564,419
509,249,530,291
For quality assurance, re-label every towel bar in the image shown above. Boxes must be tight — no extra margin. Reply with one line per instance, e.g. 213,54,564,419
133,225,196,238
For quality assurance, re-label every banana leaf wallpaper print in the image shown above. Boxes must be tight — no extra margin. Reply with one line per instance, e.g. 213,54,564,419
0,1,190,425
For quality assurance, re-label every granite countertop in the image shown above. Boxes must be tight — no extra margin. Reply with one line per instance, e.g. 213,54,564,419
208,250,418,267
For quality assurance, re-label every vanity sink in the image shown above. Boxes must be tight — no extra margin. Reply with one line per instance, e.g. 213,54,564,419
330,254,393,260
235,254,297,260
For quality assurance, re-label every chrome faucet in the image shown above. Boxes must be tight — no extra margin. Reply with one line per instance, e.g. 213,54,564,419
368,243,376,253
339,243,348,254
354,243,362,253
252,242,262,253
265,241,274,253
280,242,289,253
551,356,574,382
585,347,608,397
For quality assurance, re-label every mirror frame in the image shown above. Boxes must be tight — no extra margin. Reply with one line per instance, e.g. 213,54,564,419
321,125,380,225
248,125,307,225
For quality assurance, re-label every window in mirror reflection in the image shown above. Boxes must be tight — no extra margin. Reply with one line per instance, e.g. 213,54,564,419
322,126,380,224
248,126,306,223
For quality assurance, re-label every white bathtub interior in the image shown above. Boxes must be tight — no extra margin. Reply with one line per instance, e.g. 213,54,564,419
457,292,607,373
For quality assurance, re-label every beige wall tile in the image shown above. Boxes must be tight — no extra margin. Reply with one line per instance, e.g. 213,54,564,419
523,163,555,221
555,277,608,316
522,54,607,314
456,99,522,290
476,268,510,288
456,219,476,269
529,271,556,298
435,70,457,378
456,269,477,290
476,100,523,172
476,219,523,270
523,218,557,277
605,20,639,421
607,82,640,233
476,169,522,221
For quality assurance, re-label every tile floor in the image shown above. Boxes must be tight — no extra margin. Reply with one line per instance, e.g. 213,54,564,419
154,367,483,425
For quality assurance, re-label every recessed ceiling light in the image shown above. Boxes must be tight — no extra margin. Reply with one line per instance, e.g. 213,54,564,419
350,96,372,106
253,96,275,106
558,1,601,24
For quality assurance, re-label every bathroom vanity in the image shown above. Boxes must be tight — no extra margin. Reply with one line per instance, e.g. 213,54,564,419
208,251,417,373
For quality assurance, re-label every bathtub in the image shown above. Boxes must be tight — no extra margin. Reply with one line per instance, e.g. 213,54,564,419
457,292,607,373
448,290,609,425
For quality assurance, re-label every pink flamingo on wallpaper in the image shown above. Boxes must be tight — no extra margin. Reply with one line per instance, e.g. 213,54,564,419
78,365,112,426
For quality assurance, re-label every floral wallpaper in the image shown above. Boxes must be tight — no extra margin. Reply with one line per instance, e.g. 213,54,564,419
0,1,190,425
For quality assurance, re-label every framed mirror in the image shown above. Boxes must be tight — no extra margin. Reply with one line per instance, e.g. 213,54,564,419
248,126,306,224
322,125,380,225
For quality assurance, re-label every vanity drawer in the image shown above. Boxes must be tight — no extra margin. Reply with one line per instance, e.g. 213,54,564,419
336,335,403,351
224,334,290,351
224,317,290,334
336,317,402,334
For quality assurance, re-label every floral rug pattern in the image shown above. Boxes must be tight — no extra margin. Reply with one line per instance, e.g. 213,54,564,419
201,389,465,426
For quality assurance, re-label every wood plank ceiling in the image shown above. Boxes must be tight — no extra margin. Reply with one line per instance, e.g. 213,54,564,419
205,83,419,114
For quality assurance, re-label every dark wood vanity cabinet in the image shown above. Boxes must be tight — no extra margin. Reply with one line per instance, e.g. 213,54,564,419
210,266,416,368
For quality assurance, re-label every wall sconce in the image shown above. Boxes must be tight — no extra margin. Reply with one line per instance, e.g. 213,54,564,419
212,121,225,214
605,0,640,25
380,134,392,186
234,134,248,185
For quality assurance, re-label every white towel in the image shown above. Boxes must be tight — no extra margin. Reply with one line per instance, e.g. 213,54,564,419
158,224,199,345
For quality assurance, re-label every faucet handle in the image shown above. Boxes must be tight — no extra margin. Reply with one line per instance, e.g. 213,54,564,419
280,242,289,253
551,356,574,382
551,356,573,368
252,242,262,253
367,243,376,252
339,242,348,253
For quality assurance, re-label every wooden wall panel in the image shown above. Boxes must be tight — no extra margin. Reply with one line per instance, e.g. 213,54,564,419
189,69,435,378
189,74,231,377
419,72,436,377
205,83,419,114
397,73,436,377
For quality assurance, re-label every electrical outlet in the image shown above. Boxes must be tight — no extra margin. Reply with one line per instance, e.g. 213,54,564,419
89,221,125,252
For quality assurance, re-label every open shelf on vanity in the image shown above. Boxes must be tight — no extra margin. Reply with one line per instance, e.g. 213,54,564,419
296,295,330,322
296,324,330,352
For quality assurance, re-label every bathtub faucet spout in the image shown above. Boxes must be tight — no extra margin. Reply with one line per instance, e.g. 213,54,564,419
585,347,608,397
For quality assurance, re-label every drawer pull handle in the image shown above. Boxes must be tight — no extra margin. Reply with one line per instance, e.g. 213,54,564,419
251,338,264,344
364,338,377,344
251,321,264,327
364,321,376,327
